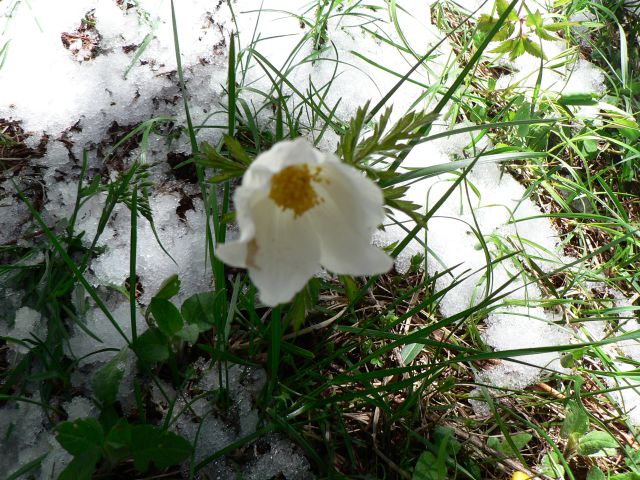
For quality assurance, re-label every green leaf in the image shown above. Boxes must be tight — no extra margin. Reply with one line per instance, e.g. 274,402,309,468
55,418,104,456
153,274,181,300
149,298,184,337
92,349,126,406
509,37,527,60
58,450,101,480
611,473,640,480
222,134,252,165
577,431,618,457
181,291,219,331
558,93,597,106
412,451,447,480
401,343,424,365
104,419,133,463
496,0,518,20
540,451,565,477
491,39,517,54
615,118,640,142
130,425,192,473
526,10,544,29
199,141,246,182
176,323,200,344
561,400,589,439
486,433,533,456
477,14,497,32
478,15,514,41
133,328,170,364
587,467,607,480
522,37,546,59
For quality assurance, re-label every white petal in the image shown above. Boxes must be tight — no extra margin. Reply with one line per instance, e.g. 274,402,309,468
319,161,387,235
250,138,321,175
312,163,392,275
215,241,248,268
248,199,321,306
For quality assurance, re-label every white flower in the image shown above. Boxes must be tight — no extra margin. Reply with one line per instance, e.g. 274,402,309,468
215,138,393,306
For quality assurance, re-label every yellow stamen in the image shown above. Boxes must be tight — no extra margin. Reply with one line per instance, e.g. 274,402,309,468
269,164,323,217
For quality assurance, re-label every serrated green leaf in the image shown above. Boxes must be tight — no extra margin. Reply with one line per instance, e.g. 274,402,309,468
477,14,497,33
149,298,183,337
526,10,544,29
478,15,515,41
130,425,192,473
561,400,589,439
222,134,252,165
509,37,527,60
491,39,517,54
523,37,546,59
153,274,181,300
544,21,578,31
577,431,618,457
496,0,518,20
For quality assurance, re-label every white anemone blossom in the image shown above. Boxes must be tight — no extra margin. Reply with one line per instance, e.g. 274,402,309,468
215,138,393,306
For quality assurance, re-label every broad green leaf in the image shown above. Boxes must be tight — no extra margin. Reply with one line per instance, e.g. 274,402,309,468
487,433,533,456
55,418,104,455
181,291,219,331
133,328,170,364
130,425,192,472
540,451,564,477
615,118,640,142
587,467,606,480
577,431,618,457
412,451,447,480
561,400,589,439
58,450,101,480
149,298,183,337
153,274,181,300
92,349,126,406
611,473,640,480
104,419,132,463
176,324,200,344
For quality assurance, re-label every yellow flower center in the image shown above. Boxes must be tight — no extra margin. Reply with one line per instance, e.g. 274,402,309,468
269,164,323,217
